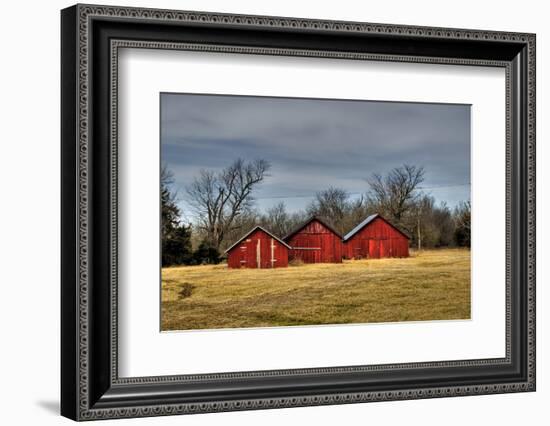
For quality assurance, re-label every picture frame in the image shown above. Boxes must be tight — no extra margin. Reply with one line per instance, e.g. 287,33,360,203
61,3,536,421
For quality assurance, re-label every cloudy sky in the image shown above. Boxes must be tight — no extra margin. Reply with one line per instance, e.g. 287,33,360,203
161,93,470,222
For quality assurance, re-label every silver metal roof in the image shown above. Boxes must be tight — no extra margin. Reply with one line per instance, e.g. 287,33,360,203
342,214,379,241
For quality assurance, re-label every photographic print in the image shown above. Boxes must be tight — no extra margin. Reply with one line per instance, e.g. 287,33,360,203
160,93,471,331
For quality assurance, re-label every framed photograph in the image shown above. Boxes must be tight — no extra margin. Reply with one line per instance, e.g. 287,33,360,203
61,4,536,421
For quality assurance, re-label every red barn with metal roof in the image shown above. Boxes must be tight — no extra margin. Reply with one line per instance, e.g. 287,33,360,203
284,217,343,264
343,214,409,259
225,226,290,269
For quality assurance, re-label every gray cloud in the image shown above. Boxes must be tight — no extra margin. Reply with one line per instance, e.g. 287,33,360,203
161,93,470,219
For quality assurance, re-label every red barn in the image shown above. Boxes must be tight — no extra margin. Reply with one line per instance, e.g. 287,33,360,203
284,217,343,263
343,214,409,259
225,226,290,269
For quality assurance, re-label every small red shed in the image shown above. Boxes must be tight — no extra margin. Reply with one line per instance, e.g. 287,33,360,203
343,214,409,259
284,217,343,263
225,226,290,269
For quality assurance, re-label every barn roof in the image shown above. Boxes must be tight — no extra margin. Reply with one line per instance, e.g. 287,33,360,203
224,226,291,254
283,216,342,241
343,214,411,241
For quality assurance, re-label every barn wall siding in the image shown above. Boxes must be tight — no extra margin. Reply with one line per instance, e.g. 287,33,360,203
344,217,409,259
227,228,289,269
286,220,342,264
227,217,408,269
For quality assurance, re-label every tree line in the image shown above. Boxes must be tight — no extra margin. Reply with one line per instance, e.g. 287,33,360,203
162,159,471,266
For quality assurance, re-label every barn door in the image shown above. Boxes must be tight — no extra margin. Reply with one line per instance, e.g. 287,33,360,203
359,239,369,259
314,248,321,263
313,235,321,263
256,238,261,268
270,238,276,268
380,239,387,258
369,240,379,259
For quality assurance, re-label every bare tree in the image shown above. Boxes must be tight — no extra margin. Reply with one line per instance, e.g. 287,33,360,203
412,194,435,250
304,187,373,235
221,210,261,250
261,202,291,237
366,164,425,228
345,196,370,234
432,201,455,247
186,158,270,250
306,187,351,235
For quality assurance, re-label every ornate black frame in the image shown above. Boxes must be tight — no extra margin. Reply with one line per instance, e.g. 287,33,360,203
61,4,536,421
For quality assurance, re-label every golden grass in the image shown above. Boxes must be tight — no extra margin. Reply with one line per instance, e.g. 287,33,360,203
161,248,470,331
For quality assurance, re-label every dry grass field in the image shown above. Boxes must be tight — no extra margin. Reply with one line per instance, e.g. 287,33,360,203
161,248,470,331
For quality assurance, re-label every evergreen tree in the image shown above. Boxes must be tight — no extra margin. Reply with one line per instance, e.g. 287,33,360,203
193,241,221,265
161,166,193,266
454,201,471,248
